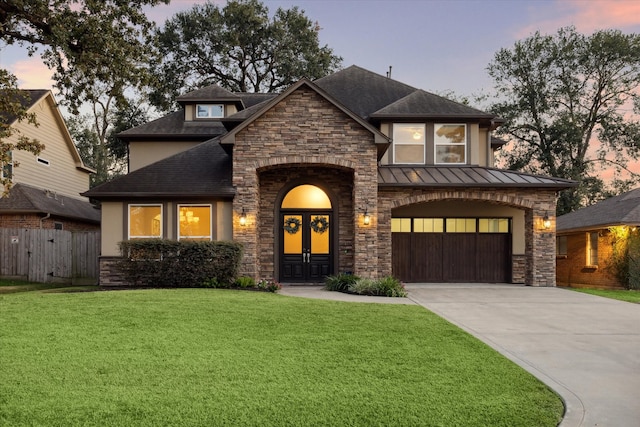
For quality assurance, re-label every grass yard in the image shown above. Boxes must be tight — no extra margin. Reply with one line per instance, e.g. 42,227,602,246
0,289,563,426
569,287,640,304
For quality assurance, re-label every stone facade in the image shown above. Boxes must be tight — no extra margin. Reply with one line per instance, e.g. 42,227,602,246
231,86,379,280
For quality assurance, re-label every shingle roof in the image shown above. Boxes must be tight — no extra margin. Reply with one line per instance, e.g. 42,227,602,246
314,65,417,120
118,111,228,140
557,188,640,232
176,85,239,103
371,90,495,120
0,89,48,124
378,166,576,189
0,183,100,223
83,139,234,199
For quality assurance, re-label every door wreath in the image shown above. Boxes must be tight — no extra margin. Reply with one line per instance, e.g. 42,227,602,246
310,216,329,234
284,217,301,234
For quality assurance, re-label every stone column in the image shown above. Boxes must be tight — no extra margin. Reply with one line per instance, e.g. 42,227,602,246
529,194,557,286
233,170,259,279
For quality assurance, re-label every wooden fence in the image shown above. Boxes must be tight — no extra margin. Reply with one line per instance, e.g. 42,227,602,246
0,228,100,284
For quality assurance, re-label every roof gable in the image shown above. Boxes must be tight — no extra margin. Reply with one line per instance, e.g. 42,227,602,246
220,78,390,147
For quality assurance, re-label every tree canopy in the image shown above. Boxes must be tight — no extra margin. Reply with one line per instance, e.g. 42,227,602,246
148,0,342,111
487,27,640,214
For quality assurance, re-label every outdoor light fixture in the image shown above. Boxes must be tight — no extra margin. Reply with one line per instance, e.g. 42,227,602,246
239,208,247,226
543,214,551,230
363,209,371,226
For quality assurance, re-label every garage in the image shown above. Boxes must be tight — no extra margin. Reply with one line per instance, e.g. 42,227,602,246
392,217,512,283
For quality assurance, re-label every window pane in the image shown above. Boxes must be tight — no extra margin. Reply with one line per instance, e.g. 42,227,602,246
479,218,509,233
435,124,466,144
446,218,476,233
391,218,411,233
414,218,444,233
179,205,211,240
282,185,331,209
435,145,465,164
556,236,567,255
588,232,598,265
310,215,329,254
129,205,162,238
395,145,425,164
284,215,303,254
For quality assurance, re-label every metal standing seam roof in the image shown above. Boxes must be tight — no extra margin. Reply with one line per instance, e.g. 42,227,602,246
378,166,576,188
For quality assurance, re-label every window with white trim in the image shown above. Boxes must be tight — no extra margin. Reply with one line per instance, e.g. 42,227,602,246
128,204,162,239
434,124,466,164
393,124,425,164
1,151,12,180
178,204,212,241
196,104,224,118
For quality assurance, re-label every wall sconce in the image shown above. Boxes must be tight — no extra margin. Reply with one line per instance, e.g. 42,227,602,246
239,208,247,226
363,209,371,226
542,214,551,230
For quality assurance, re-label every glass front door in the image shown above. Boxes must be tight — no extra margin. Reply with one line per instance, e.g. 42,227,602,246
281,213,332,282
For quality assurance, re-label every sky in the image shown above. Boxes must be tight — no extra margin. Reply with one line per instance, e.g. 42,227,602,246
1,0,640,178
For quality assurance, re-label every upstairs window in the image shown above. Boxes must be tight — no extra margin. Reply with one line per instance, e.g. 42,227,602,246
435,124,466,164
393,124,425,164
196,104,224,119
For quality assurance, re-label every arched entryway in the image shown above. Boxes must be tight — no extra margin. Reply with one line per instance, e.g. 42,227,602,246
279,184,334,282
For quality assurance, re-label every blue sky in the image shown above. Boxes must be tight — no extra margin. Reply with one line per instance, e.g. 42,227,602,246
2,0,640,97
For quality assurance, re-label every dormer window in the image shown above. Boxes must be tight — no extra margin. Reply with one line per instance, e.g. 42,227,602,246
196,104,224,119
435,124,466,164
393,124,425,164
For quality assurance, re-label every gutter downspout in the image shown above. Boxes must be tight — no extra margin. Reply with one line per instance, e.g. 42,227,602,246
40,213,51,229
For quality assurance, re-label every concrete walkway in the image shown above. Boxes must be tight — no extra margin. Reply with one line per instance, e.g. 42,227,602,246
279,283,640,427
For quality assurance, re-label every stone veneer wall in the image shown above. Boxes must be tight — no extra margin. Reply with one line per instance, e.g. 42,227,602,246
377,187,558,286
231,86,379,280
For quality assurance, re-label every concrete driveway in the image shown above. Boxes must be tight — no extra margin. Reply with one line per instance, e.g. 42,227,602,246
405,283,640,427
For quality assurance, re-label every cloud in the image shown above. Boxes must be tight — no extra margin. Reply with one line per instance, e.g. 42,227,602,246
517,0,640,38
10,57,54,89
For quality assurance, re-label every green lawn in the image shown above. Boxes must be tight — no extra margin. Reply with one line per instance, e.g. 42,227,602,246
570,287,640,304
0,289,563,426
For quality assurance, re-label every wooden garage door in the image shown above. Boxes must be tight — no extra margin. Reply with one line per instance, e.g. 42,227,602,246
392,218,512,283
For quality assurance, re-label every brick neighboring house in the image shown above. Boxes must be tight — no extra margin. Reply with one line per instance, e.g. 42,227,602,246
556,188,640,289
85,66,575,286
0,90,100,231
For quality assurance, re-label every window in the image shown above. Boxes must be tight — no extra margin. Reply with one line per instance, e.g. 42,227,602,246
434,124,466,164
129,204,162,239
479,218,510,233
393,124,425,164
556,235,567,256
391,218,411,232
587,232,598,266
414,218,444,233
446,218,476,233
178,205,212,241
54,222,63,230
196,104,224,118
1,151,12,180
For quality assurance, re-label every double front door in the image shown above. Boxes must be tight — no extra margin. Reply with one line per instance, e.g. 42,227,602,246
280,212,332,282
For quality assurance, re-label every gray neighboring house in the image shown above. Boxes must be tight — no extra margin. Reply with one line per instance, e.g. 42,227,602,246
556,188,640,289
85,65,575,286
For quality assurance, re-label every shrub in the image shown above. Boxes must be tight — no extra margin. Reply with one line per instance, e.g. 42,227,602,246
346,276,407,298
324,273,359,292
235,276,256,288
118,240,243,288
257,279,282,293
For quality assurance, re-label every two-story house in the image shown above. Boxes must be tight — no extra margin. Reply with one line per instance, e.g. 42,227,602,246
0,90,100,231
85,66,575,286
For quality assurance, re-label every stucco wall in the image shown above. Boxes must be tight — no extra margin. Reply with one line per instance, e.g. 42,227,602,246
128,141,202,172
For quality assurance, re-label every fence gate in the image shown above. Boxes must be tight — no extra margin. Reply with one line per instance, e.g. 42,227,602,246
0,229,100,284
